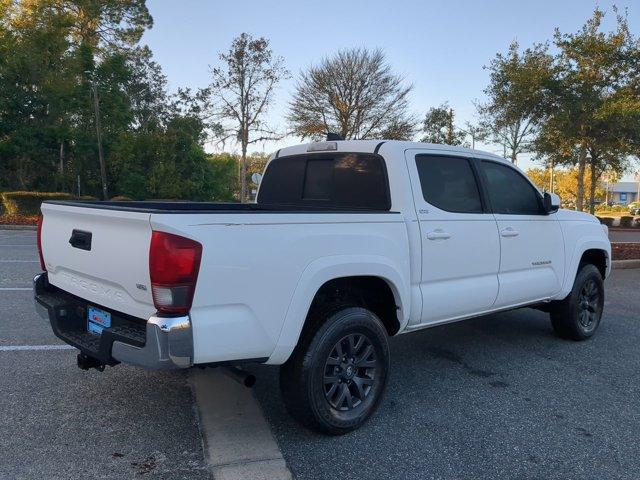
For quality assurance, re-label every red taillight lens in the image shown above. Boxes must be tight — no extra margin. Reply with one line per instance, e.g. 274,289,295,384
149,231,202,315
37,215,46,271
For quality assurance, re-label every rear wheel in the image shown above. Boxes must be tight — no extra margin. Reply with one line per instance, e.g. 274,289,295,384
279,306,389,435
550,264,604,340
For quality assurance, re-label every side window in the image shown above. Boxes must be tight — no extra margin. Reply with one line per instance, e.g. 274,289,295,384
415,155,483,213
481,161,542,215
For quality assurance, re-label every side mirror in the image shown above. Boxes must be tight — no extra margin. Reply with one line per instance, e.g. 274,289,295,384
543,192,561,214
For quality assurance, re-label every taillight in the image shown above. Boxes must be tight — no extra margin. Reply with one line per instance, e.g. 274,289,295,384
149,231,202,316
37,216,46,271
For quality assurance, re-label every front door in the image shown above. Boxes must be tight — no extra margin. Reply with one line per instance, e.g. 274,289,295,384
478,160,565,307
406,151,501,324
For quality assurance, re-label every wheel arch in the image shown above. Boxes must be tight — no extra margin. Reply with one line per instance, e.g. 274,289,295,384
557,239,611,300
267,255,410,364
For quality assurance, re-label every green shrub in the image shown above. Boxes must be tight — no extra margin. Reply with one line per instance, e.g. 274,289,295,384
620,216,633,228
1,191,74,216
599,217,614,227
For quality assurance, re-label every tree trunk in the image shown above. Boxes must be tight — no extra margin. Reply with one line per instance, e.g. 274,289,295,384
549,158,555,193
576,143,586,211
588,160,597,215
447,108,454,145
17,157,27,190
59,141,65,174
92,84,108,200
240,131,248,203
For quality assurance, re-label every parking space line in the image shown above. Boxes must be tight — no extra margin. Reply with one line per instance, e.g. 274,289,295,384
191,369,292,480
0,287,32,291
0,260,39,263
0,345,74,351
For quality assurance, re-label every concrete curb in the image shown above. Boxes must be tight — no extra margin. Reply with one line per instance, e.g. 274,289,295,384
190,369,292,480
0,225,36,231
612,259,640,270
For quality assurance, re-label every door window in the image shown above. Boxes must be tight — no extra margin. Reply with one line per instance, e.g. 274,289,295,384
481,161,542,215
415,155,483,213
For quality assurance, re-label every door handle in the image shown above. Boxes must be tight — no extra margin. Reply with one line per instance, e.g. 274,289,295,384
426,229,451,241
500,227,519,238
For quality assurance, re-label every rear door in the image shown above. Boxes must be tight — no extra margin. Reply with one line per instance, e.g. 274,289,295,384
477,160,565,307
40,203,155,319
405,151,501,324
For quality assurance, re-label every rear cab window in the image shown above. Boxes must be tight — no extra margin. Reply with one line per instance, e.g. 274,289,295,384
257,153,391,210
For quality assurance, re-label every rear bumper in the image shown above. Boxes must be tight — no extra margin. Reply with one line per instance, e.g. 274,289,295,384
33,273,193,369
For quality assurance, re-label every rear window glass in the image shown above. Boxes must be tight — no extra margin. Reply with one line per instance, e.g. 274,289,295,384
303,159,334,200
257,153,390,210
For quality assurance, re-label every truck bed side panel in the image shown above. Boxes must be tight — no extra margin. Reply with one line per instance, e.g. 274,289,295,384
150,213,410,364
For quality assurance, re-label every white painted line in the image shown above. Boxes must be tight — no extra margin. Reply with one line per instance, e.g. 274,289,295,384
0,344,74,351
0,287,32,291
0,260,39,263
191,369,292,480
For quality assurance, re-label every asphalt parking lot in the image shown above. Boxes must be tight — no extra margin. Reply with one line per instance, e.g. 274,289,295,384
0,231,209,480
2,228,640,479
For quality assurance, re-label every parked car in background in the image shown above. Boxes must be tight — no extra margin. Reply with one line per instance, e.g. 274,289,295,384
34,140,611,434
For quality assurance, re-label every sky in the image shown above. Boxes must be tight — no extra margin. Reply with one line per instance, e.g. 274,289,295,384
141,0,640,177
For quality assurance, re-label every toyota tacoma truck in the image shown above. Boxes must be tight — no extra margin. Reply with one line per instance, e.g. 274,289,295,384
34,140,611,434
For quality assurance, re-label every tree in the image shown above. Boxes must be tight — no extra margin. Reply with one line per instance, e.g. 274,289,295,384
535,8,640,213
480,41,553,164
0,0,238,204
461,121,487,149
421,103,466,146
288,48,415,141
527,167,605,208
60,0,153,51
204,33,288,203
0,0,156,196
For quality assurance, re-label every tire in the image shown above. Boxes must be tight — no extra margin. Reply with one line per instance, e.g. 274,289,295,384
279,306,390,435
550,263,605,341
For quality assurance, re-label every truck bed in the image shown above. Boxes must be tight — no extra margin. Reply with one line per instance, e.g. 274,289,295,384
39,198,409,365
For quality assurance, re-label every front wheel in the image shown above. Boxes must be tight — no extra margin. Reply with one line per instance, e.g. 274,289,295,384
279,307,390,435
550,263,605,341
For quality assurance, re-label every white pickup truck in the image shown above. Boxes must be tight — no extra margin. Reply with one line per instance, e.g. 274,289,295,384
34,140,611,434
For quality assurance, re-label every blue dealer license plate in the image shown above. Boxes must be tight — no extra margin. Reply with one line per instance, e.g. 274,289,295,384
87,306,111,335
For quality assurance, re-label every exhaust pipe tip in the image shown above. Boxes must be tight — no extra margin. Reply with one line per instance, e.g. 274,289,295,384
222,366,256,388
243,374,257,388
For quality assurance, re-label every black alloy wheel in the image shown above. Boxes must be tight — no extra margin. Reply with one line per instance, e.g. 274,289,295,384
323,333,379,411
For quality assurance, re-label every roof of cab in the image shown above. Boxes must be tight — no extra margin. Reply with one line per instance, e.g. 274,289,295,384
275,139,508,163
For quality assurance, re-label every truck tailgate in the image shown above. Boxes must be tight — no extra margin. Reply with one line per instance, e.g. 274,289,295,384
40,202,155,320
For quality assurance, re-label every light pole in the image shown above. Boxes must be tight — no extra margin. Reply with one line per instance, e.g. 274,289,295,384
86,71,108,200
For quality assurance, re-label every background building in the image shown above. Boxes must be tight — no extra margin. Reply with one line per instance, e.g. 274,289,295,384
609,181,640,205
